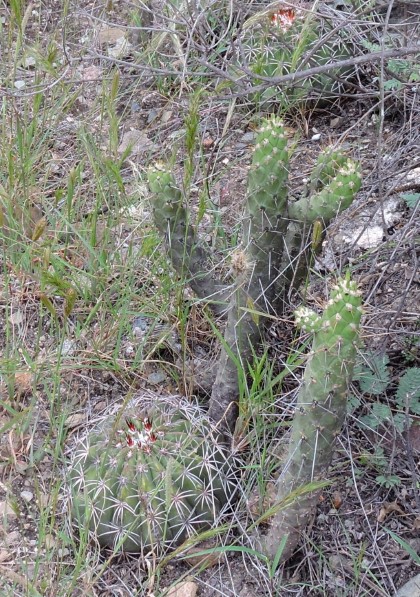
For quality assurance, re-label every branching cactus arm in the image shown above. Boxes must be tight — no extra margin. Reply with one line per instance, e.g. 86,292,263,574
289,159,362,224
260,277,363,562
148,164,228,316
275,157,362,299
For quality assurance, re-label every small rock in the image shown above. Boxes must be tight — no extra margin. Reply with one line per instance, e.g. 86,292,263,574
125,343,135,356
14,80,26,90
108,37,133,60
0,501,17,520
0,549,11,563
240,131,256,143
65,413,85,429
118,129,155,156
395,574,420,597
5,530,20,546
167,581,197,597
311,133,322,141
58,547,70,558
9,309,24,325
23,56,36,68
98,27,126,44
62,339,76,356
147,371,167,385
330,116,344,129
20,491,34,503
161,110,173,123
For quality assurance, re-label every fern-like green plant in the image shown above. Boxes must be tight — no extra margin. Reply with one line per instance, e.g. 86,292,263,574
352,355,420,433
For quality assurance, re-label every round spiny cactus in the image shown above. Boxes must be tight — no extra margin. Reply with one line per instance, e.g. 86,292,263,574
237,3,354,107
67,396,237,555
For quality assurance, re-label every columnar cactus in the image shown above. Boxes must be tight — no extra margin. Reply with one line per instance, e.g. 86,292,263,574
208,119,361,431
67,396,237,554
259,276,363,561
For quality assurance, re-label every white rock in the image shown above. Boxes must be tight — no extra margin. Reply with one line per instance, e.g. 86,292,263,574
20,491,34,503
108,37,132,60
395,574,420,597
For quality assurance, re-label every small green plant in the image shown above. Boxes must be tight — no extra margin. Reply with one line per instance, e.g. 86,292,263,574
352,355,420,433
363,40,420,91
401,192,420,209
375,473,401,489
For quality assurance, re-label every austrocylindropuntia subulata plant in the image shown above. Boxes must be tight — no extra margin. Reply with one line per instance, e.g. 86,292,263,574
67,395,237,555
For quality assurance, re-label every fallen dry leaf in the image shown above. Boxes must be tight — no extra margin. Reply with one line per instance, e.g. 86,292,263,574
0,549,11,563
98,27,126,44
14,371,33,397
377,501,404,523
332,490,343,510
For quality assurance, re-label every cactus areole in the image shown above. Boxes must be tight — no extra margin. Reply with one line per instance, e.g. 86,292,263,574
67,397,236,554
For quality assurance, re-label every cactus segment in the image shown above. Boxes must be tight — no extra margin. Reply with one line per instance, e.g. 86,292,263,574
307,148,349,195
209,119,291,431
68,396,236,554
260,277,363,561
244,117,289,285
148,164,227,316
289,159,362,224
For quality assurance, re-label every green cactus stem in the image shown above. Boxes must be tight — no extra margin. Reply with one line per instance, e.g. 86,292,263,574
289,159,362,224
148,164,228,317
208,121,361,433
209,118,290,432
259,277,363,562
67,396,237,555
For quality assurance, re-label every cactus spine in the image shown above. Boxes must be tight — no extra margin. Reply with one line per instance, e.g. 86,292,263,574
67,396,236,554
260,277,363,561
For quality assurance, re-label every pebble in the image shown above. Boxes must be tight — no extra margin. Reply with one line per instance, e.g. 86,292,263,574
147,371,167,384
240,131,257,143
167,581,197,597
0,501,17,520
5,530,20,546
20,491,34,503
